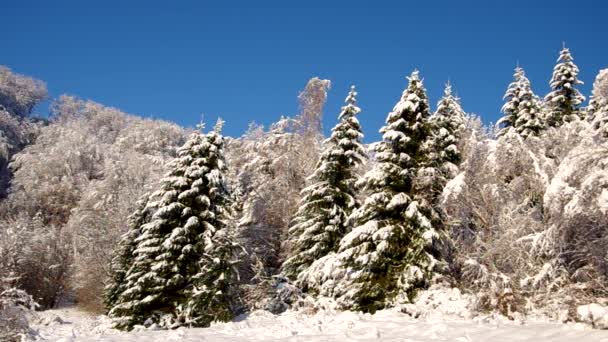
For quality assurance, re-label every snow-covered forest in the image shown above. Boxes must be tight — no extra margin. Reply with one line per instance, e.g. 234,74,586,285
1,47,608,341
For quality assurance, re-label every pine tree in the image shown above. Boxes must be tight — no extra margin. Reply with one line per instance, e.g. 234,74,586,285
108,120,240,330
544,47,585,127
282,86,366,285
327,71,439,312
498,67,544,138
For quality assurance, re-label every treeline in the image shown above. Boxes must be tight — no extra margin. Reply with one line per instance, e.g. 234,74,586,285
1,47,607,333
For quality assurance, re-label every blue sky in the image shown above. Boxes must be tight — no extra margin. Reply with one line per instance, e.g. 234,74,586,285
2,0,606,141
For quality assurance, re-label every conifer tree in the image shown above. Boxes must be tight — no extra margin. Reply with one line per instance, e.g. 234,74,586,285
103,196,150,312
108,120,240,330
282,86,366,285
429,82,467,174
498,67,525,137
181,119,242,326
498,67,544,138
514,79,544,138
544,47,585,127
419,82,467,229
325,71,439,312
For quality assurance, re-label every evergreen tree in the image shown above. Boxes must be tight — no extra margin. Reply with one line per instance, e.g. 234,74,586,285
498,67,524,137
108,120,240,330
430,82,467,173
182,119,243,326
328,71,439,312
544,47,585,127
514,80,544,138
498,67,544,138
103,196,151,312
282,86,366,285
419,82,467,229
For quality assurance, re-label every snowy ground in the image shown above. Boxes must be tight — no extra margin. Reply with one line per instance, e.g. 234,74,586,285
26,306,608,342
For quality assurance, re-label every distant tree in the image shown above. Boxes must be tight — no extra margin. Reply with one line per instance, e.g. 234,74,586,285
0,66,47,118
224,78,328,309
0,109,39,198
0,66,47,198
297,77,331,136
514,81,544,138
589,69,608,137
429,81,467,174
282,86,366,285
544,47,585,127
498,67,544,138
498,67,525,137
228,121,304,283
416,82,467,260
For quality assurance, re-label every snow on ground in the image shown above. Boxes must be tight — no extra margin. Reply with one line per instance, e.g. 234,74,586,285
26,305,608,342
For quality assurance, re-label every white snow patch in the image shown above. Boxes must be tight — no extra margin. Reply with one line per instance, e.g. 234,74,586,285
27,303,608,341
441,172,466,204
598,189,608,214
577,304,608,329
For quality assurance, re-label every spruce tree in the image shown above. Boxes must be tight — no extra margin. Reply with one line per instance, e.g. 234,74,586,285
419,82,467,229
329,71,439,312
103,196,151,312
429,82,467,173
108,120,240,330
544,47,585,127
514,78,544,138
181,119,242,326
498,67,524,137
282,86,366,285
498,67,544,138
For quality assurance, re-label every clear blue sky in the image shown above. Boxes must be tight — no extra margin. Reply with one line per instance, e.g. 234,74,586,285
2,0,606,141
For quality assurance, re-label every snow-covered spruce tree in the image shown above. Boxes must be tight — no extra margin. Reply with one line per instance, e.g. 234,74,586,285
103,196,151,312
108,120,240,330
544,47,585,127
498,67,544,138
415,82,467,265
427,82,467,180
182,119,242,327
282,86,366,285
497,67,526,137
306,71,439,312
514,80,544,138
